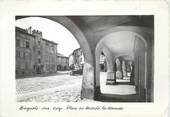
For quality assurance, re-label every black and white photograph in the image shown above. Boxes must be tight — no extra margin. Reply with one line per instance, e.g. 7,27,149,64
15,16,154,102
0,1,169,117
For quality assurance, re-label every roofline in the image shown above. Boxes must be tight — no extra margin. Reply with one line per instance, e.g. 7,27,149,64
16,26,58,45
69,47,81,56
42,38,58,45
15,26,35,37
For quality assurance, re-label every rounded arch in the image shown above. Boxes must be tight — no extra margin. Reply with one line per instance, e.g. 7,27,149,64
114,54,134,62
95,42,114,90
16,16,93,64
16,16,94,99
96,26,153,47
99,31,148,51
95,30,148,85
94,29,152,101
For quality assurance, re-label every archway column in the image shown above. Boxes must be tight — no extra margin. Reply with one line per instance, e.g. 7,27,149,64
116,58,123,79
106,59,116,85
130,62,135,84
81,59,94,99
122,60,127,78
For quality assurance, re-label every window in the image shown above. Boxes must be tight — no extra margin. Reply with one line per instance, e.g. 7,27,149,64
38,58,41,63
16,50,20,58
16,70,18,74
20,51,23,58
34,65,36,70
21,41,24,47
16,39,20,47
38,41,41,45
16,64,20,69
21,64,25,69
26,41,30,48
38,51,41,55
46,42,49,46
23,52,26,59
52,47,55,53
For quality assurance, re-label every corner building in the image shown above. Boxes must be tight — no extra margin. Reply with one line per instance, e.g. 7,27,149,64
56,53,69,71
15,26,58,78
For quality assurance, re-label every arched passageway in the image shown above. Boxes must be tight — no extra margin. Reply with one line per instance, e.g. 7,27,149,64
16,16,154,102
95,30,153,102
16,16,94,100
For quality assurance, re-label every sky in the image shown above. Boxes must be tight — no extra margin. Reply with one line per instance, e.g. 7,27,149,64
15,17,80,57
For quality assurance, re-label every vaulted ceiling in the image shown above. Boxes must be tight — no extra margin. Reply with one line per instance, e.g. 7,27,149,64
100,31,145,61
16,16,154,30
68,16,154,31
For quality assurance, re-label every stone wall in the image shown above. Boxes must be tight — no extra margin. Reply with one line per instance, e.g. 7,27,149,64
15,26,58,78
16,27,35,77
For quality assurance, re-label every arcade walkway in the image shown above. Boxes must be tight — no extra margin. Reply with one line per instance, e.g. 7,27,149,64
99,72,144,102
16,16,154,101
100,72,136,95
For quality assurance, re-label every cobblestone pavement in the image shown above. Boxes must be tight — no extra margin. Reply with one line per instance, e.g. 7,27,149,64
16,73,83,102
16,72,136,102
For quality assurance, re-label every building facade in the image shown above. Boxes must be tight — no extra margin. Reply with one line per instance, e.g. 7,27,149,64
56,53,69,71
69,48,84,71
69,48,107,72
16,26,58,78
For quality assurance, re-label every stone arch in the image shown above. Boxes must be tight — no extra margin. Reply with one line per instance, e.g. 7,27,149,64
95,26,153,46
95,30,148,86
95,42,111,93
16,16,93,63
95,29,153,101
16,16,94,99
115,57,123,79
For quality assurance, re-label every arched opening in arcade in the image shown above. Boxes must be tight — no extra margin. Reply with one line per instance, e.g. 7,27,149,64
95,30,153,102
15,16,93,102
